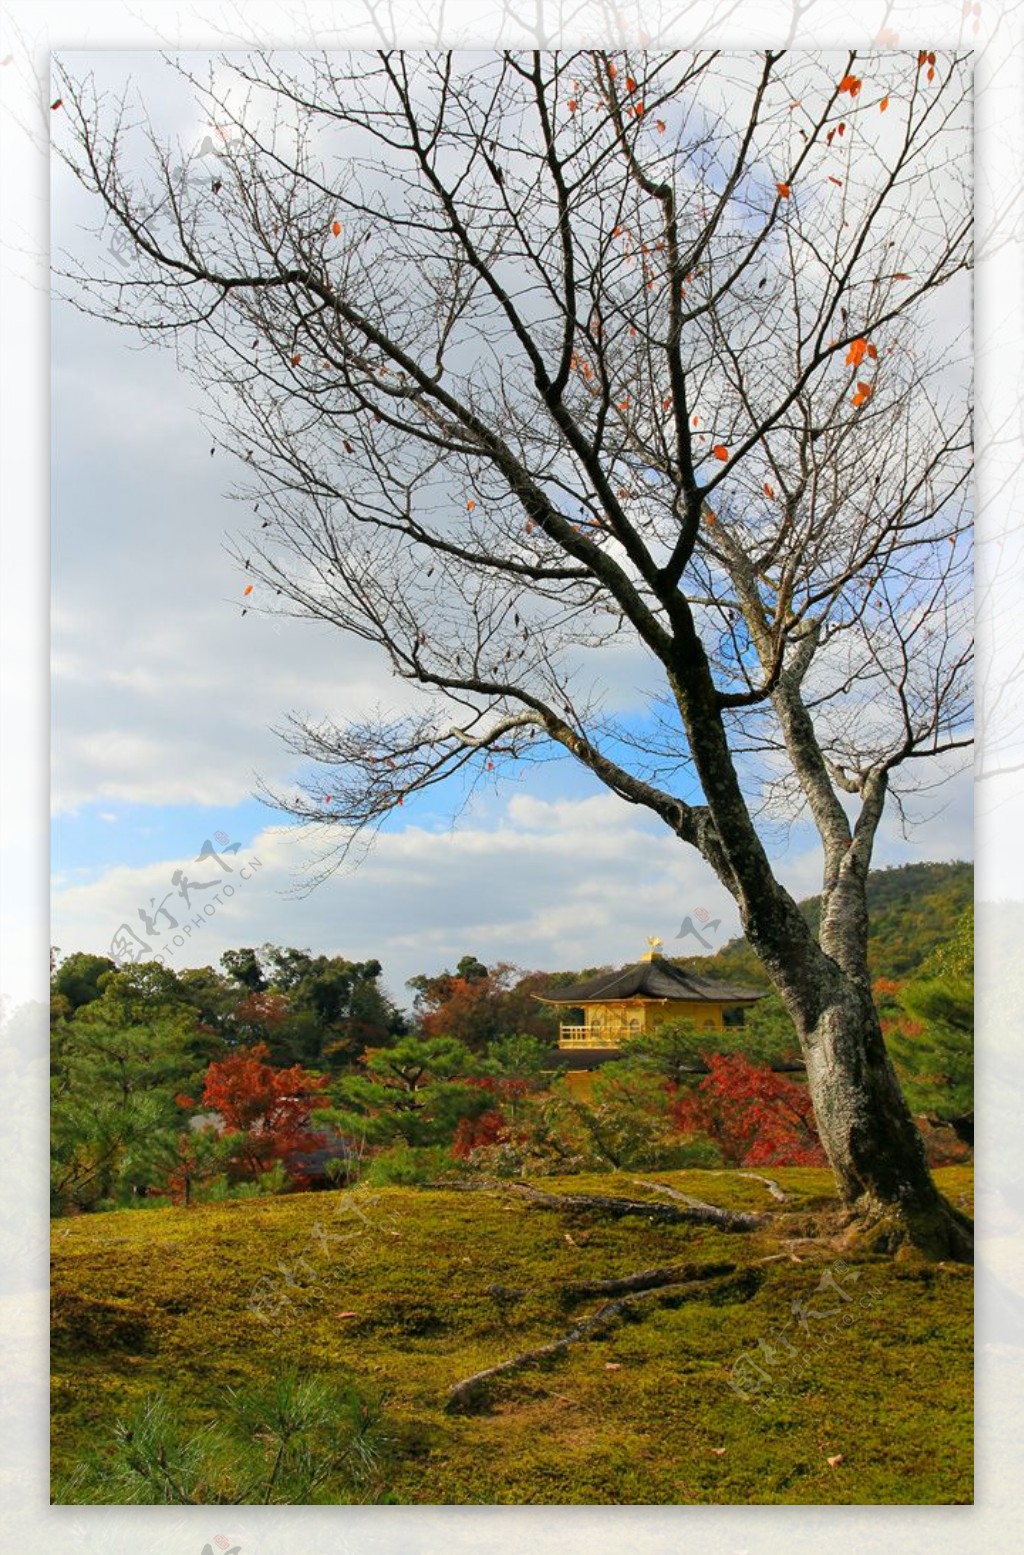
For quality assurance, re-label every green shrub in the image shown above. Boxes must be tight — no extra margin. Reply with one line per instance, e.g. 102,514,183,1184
363,1142,462,1187
51,1369,391,1505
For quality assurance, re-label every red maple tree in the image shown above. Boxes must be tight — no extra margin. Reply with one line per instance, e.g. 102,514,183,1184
195,1043,331,1185
670,1053,827,1167
450,1075,532,1159
415,964,555,1048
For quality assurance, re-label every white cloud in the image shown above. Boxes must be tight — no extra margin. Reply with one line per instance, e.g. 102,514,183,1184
50,792,746,1006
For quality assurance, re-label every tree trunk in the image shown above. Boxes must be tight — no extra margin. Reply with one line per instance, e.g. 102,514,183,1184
775,952,973,1262
686,778,972,1263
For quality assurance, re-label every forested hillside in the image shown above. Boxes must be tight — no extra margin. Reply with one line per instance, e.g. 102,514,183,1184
673,861,973,988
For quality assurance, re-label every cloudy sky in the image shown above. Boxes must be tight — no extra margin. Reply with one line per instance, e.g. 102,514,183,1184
42,47,981,1019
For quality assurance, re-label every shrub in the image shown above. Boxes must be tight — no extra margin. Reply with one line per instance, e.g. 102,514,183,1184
671,1053,827,1167
363,1142,462,1187
51,1370,391,1504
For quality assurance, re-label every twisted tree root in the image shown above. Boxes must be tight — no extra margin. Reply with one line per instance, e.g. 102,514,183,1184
503,1180,766,1232
445,1268,761,1414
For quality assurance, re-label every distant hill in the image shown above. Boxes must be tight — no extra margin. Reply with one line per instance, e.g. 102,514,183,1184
673,861,973,988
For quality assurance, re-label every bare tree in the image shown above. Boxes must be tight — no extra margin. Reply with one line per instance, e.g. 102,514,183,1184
55,47,973,1257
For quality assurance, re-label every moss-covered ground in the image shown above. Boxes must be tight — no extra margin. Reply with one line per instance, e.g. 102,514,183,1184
51,1166,973,1504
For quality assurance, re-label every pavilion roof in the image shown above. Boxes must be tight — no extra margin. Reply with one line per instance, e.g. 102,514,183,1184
537,956,765,1007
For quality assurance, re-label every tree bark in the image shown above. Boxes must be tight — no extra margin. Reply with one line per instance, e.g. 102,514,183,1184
789,971,972,1259
664,623,972,1263
741,882,973,1262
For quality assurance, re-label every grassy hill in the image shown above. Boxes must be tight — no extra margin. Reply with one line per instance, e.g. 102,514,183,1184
674,860,973,988
51,1165,973,1506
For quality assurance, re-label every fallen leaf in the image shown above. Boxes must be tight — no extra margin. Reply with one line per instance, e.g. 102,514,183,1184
826,1453,844,1467
712,444,729,461
710,1447,727,1457
776,181,791,198
604,1362,622,1371
336,1311,359,1319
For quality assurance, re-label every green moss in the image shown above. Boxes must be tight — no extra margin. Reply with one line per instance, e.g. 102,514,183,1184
52,1167,972,1504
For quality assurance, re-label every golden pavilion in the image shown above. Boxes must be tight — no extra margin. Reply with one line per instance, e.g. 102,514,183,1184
536,938,765,1094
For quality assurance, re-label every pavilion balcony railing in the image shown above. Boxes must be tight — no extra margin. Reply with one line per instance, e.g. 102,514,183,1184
558,1024,639,1048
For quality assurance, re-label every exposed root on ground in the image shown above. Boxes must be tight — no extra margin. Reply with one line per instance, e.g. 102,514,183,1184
737,1172,788,1202
830,1193,974,1264
502,1180,765,1232
557,1260,737,1301
431,1173,971,1262
445,1267,761,1415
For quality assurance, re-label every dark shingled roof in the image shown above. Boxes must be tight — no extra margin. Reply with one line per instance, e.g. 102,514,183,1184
538,956,765,1007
